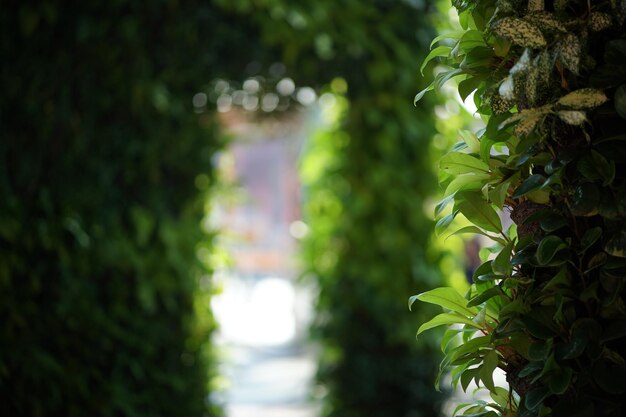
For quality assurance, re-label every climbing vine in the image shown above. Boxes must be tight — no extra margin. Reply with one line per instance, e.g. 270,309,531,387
413,0,626,416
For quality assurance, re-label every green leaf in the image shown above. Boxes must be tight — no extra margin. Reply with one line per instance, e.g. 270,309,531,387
528,341,551,360
479,136,495,163
512,174,546,199
416,312,481,336
604,229,626,258
467,287,504,308
490,387,510,409
459,30,486,52
435,194,456,217
430,31,465,49
436,211,458,235
435,67,464,90
456,192,502,234
549,367,572,395
492,240,514,275
461,368,478,392
525,387,550,410
448,336,491,362
580,227,602,253
536,235,567,265
615,84,626,119
569,183,600,216
480,350,499,392
459,130,481,153
459,76,484,102
412,287,479,316
557,88,608,109
493,17,546,48
445,173,490,196
414,81,434,104
440,152,490,175
489,180,510,210
421,46,452,75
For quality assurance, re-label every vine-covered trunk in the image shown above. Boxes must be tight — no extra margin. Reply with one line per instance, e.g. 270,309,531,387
413,1,626,416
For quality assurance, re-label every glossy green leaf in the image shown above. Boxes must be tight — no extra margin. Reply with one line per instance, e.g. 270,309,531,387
456,192,502,234
440,152,490,175
445,173,491,196
512,174,545,199
480,350,499,392
467,287,504,308
435,194,456,217
536,235,567,265
411,287,479,316
416,312,481,336
414,81,434,104
435,211,458,235
420,46,452,75
492,240,514,276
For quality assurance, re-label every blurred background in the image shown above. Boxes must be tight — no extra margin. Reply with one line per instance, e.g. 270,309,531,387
1,1,484,417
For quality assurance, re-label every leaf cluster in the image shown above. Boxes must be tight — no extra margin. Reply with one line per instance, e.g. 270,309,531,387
414,1,626,416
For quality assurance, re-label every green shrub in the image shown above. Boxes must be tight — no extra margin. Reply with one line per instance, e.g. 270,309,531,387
0,3,269,416
414,1,626,416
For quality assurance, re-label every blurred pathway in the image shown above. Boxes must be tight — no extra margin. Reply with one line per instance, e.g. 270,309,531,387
223,344,318,417
212,275,319,417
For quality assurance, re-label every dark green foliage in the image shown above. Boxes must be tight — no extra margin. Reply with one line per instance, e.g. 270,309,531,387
0,2,270,416
215,1,447,416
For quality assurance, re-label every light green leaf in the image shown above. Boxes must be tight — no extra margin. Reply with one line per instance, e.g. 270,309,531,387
480,350,499,392
416,312,481,336
421,46,452,75
430,31,465,49
411,287,479,316
448,336,491,362
490,387,510,409
435,67,465,90
445,173,491,196
459,30,486,52
493,17,546,48
435,194,456,217
414,81,434,104
488,180,510,209
440,152,490,175
459,130,480,153
456,192,502,234
436,211,458,235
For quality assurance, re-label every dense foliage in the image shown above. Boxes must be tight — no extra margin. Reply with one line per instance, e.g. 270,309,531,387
214,1,448,416
414,0,626,416
0,3,271,416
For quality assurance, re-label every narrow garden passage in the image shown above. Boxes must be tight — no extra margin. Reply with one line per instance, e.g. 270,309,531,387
209,111,319,417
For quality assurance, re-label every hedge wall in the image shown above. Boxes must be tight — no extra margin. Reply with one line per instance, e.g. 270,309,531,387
0,3,270,416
